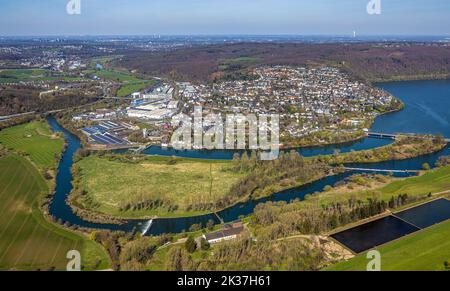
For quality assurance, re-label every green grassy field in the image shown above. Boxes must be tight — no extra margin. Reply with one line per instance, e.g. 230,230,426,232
117,80,156,97
0,121,64,170
76,156,244,218
83,68,155,97
0,69,48,83
326,219,450,271
84,69,142,83
0,69,84,84
0,154,110,271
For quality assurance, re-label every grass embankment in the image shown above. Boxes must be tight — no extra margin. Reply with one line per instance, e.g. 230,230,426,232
75,155,245,218
326,219,450,271
0,121,110,270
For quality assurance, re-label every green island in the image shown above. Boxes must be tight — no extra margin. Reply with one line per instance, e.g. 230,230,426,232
0,121,110,271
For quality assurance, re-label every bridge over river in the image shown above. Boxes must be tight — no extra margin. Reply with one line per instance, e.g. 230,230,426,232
368,132,450,143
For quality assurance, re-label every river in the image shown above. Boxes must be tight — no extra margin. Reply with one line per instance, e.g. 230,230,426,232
47,79,450,236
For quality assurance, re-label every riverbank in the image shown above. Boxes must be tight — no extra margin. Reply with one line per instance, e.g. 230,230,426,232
312,136,447,165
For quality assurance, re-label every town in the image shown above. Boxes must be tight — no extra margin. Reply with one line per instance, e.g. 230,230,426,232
69,66,399,150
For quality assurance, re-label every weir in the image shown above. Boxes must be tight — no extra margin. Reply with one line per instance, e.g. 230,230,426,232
344,167,420,174
141,219,153,236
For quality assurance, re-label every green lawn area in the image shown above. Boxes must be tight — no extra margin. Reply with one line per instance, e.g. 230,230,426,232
0,121,64,170
76,155,245,218
326,219,450,271
0,154,110,271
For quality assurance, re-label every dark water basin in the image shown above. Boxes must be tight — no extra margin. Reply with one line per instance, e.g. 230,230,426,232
394,198,450,229
331,216,419,253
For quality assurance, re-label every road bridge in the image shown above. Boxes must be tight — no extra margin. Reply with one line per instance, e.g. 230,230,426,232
367,132,450,143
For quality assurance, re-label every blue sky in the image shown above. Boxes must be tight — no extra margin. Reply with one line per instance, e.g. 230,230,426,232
0,0,449,36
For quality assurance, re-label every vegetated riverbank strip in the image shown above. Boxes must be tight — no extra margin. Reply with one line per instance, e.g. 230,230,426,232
369,73,450,84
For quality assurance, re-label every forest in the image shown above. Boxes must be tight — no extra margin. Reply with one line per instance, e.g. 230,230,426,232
118,42,450,83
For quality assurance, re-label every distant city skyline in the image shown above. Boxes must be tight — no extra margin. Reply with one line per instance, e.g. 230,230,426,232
0,0,449,36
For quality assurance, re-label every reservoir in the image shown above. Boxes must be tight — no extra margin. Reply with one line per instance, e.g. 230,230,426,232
331,198,450,253
394,198,450,229
47,79,450,236
331,216,420,254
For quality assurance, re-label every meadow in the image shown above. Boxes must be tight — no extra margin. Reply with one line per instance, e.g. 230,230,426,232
0,69,84,84
116,80,156,97
83,68,156,97
0,121,64,170
76,155,245,218
326,219,450,271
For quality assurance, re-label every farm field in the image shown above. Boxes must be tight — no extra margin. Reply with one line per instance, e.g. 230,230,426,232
0,121,64,170
326,219,450,271
75,155,245,218
0,154,110,271
0,69,84,84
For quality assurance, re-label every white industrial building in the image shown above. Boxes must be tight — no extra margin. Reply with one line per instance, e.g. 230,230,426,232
127,108,176,120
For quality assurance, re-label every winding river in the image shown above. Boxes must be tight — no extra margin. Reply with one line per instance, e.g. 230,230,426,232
48,79,450,236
